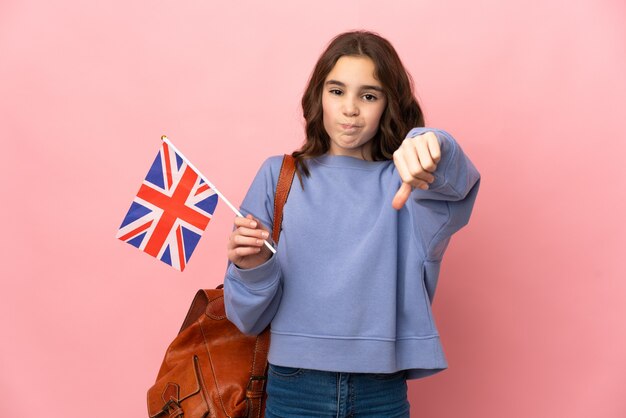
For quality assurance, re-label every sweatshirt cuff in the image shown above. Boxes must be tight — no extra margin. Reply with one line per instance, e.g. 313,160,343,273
228,254,280,291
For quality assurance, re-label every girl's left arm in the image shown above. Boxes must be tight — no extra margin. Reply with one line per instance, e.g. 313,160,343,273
395,127,481,259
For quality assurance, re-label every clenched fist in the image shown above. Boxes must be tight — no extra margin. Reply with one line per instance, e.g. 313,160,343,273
392,131,441,210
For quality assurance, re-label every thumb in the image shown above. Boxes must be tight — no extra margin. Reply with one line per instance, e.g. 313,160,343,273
392,183,412,210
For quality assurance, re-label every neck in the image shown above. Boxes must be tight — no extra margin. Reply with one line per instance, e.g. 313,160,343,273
327,143,373,161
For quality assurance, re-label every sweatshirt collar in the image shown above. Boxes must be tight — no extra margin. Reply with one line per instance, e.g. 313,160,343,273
313,154,390,170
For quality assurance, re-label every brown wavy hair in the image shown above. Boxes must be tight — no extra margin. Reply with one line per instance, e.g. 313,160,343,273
293,30,424,178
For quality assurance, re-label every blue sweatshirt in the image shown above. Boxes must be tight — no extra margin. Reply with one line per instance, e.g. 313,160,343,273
224,127,480,379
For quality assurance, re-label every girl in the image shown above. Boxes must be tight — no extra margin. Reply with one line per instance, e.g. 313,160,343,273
224,31,480,417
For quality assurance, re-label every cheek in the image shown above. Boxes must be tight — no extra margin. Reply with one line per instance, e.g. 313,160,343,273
321,98,337,129
321,96,334,117
367,106,385,130
320,98,332,135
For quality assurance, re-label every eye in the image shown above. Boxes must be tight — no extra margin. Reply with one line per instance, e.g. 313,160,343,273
329,89,343,96
362,93,378,102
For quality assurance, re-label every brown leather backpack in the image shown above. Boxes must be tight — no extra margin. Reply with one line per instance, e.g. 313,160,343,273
147,155,296,418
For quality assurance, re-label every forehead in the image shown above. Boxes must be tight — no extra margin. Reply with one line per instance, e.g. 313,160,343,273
325,55,380,86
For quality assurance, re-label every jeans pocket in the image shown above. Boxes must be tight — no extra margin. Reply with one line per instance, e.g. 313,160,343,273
268,363,304,378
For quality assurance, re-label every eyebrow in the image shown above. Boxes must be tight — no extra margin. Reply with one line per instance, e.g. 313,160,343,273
325,79,384,92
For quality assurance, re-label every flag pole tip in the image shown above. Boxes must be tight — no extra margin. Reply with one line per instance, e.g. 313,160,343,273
161,135,168,141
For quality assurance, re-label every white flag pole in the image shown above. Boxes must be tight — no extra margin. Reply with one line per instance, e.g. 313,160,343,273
161,135,276,254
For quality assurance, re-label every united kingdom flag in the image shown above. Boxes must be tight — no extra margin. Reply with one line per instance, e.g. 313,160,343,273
116,140,218,271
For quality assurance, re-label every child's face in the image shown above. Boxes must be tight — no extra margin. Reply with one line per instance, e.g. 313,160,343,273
322,55,386,160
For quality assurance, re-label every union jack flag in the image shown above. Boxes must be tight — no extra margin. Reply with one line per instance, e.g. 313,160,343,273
116,140,218,271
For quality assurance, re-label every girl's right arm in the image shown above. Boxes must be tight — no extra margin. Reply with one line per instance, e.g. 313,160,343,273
223,249,283,335
224,213,282,335
223,157,285,335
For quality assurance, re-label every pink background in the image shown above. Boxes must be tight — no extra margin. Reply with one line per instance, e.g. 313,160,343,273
1,0,625,417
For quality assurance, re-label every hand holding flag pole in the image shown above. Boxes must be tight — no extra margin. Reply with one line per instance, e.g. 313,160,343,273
161,136,276,255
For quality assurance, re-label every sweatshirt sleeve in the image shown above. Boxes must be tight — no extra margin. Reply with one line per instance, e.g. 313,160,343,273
405,127,481,261
223,156,284,335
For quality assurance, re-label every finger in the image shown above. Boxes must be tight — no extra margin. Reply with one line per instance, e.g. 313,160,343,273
235,226,270,240
232,233,266,247
230,246,262,258
234,214,259,229
393,148,413,184
392,183,412,210
425,131,441,164
234,215,271,235
416,137,437,174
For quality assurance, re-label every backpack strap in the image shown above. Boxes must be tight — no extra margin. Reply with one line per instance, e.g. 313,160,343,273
272,154,296,244
247,154,296,418
246,335,270,418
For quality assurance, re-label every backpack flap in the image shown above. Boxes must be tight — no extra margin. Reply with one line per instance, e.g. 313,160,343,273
147,290,211,417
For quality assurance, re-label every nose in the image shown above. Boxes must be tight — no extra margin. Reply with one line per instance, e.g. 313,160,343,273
342,96,359,117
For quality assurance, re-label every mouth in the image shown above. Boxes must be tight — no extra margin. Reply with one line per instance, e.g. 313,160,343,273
340,123,363,130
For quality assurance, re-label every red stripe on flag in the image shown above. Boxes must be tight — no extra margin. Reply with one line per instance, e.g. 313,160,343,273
162,143,173,190
195,184,210,196
118,220,153,241
176,225,185,271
